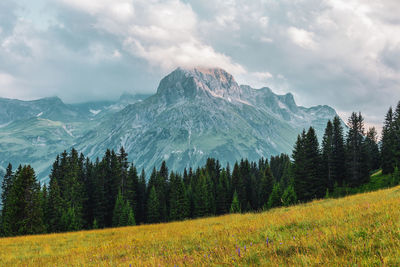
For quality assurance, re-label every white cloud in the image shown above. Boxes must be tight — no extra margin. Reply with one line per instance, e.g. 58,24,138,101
123,38,245,75
0,72,15,87
287,27,318,50
59,0,134,20
253,71,273,80
259,16,269,28
260,37,273,43
1,0,400,128
59,0,245,75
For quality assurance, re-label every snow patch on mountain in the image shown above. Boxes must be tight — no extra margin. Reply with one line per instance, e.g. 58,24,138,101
90,109,101,115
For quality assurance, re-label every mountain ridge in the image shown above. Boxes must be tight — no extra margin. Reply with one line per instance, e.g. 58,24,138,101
0,67,339,181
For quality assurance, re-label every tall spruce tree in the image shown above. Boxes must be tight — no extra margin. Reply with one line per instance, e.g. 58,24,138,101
215,169,229,215
322,120,334,191
332,116,346,186
230,191,241,213
365,127,380,171
259,164,274,208
393,102,400,168
381,107,396,174
304,127,323,199
169,172,189,221
231,162,246,211
112,190,135,227
293,128,323,201
267,183,282,209
293,130,307,201
1,163,14,235
146,186,159,223
4,166,44,236
282,183,297,206
346,112,369,186
135,169,146,224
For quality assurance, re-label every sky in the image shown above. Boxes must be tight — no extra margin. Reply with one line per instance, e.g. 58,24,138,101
0,0,400,130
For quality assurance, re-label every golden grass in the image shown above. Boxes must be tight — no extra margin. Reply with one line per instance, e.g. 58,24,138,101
1,186,400,266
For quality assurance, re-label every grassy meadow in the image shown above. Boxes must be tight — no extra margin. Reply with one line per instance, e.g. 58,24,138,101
1,184,400,266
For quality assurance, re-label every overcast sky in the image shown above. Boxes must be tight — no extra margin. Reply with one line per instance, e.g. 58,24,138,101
0,0,400,129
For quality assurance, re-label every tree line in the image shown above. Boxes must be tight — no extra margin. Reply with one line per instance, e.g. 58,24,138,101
1,104,400,237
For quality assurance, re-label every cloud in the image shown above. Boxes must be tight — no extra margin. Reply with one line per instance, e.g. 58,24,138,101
0,0,400,130
287,27,318,50
58,0,245,75
0,72,15,87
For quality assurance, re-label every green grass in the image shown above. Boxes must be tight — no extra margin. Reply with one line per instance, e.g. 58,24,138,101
1,179,400,266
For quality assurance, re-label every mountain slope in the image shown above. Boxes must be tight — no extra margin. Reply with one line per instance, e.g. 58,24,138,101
76,67,338,174
0,94,150,181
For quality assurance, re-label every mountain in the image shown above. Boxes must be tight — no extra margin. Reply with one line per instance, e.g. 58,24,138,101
0,93,150,181
76,67,338,174
0,67,339,181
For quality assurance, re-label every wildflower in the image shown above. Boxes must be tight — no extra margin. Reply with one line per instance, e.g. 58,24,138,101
244,245,246,252
237,247,241,257
266,237,269,247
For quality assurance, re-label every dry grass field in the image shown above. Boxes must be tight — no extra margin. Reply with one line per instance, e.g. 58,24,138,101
1,185,400,266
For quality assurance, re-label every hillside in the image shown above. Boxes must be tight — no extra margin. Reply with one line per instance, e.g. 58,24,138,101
0,94,150,181
1,184,399,266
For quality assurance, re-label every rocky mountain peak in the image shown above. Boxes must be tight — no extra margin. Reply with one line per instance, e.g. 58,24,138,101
156,67,243,103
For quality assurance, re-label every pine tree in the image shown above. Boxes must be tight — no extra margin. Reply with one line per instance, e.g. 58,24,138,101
346,112,369,186
293,130,307,201
216,169,229,215
92,159,107,228
267,183,282,209
169,172,189,221
322,120,334,191
391,167,400,186
1,163,13,207
280,160,293,190
281,183,297,206
231,162,246,211
304,127,323,199
125,201,136,226
92,219,99,229
193,172,211,217
381,107,396,174
105,150,122,227
40,185,49,232
112,190,125,227
118,147,129,195
61,206,80,232
365,127,380,171
332,116,346,186
293,128,323,201
230,191,241,213
1,163,14,235
47,177,64,232
125,164,138,217
146,186,159,223
5,166,45,236
135,169,146,224
394,101,400,167
259,165,274,208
